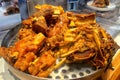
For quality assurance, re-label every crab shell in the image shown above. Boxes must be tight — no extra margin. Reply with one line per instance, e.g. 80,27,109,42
63,24,119,68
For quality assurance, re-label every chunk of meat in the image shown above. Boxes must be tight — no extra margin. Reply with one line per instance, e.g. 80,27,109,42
32,16,48,34
15,33,45,57
28,50,56,77
14,52,36,71
18,28,36,40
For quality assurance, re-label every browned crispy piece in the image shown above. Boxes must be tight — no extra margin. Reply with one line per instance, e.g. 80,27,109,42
22,4,64,35
14,52,36,71
0,32,46,65
37,58,66,78
0,47,9,58
18,28,36,40
34,4,64,17
67,12,96,25
28,50,56,77
0,47,14,64
66,50,95,63
32,16,48,34
15,33,45,58
22,18,32,27
33,4,53,18
47,13,69,37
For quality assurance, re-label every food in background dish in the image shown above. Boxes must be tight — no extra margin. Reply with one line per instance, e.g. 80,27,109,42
92,0,109,8
4,6,19,16
0,4,119,78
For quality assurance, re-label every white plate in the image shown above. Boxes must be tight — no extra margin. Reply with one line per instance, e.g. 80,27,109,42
87,1,116,11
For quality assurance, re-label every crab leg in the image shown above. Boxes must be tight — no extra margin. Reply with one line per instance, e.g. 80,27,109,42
60,49,79,58
100,29,107,39
93,29,103,57
37,58,66,77
54,58,66,69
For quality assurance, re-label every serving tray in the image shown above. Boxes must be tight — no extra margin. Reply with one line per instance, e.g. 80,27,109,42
0,24,108,80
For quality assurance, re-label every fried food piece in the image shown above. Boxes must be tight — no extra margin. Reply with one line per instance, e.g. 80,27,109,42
28,50,56,77
34,4,64,17
22,4,64,35
18,28,36,40
37,58,66,78
67,12,96,25
15,32,45,58
22,18,33,28
14,52,36,71
53,22,119,68
0,47,14,64
47,13,69,37
32,16,48,34
0,32,46,65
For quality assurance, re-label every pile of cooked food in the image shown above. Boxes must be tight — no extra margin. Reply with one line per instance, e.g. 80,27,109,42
0,4,119,78
92,0,109,8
